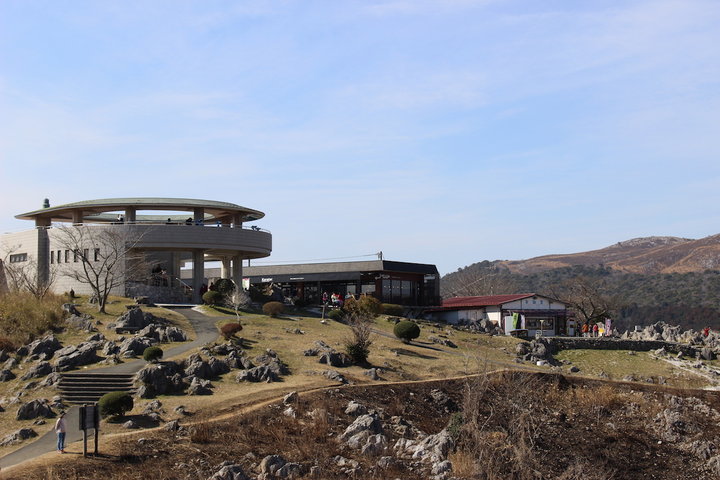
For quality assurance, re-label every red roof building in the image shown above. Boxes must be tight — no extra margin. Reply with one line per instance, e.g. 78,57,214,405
427,293,573,336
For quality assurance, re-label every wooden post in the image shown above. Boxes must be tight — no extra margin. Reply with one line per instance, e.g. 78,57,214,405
80,404,88,457
93,403,99,456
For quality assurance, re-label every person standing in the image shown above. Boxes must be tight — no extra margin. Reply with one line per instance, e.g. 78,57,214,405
55,411,67,453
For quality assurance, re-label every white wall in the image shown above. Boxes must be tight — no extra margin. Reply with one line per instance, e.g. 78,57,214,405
502,295,566,310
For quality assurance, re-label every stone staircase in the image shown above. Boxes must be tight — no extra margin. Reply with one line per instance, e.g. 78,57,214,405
58,373,136,405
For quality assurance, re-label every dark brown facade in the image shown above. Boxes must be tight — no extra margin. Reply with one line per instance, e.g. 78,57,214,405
244,260,440,306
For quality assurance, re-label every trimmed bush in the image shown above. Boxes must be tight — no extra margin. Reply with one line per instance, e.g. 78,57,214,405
202,290,223,305
327,309,344,321
213,278,236,297
343,296,382,318
220,322,243,339
393,320,420,342
98,391,134,418
262,301,284,317
381,303,404,317
142,346,163,362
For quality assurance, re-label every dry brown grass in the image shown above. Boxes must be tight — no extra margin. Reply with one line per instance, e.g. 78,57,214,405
0,292,65,346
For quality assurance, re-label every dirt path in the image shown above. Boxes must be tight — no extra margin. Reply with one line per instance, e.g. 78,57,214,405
0,306,219,472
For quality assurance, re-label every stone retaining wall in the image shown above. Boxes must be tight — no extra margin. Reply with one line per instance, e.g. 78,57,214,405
548,337,699,357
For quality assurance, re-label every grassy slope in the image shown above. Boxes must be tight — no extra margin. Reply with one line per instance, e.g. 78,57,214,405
0,297,716,457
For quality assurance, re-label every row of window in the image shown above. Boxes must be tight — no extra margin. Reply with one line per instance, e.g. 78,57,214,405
9,253,28,263
50,248,100,264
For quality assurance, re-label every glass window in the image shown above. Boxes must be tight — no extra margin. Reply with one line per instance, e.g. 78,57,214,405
9,253,28,263
401,281,411,300
94,248,100,261
64,250,69,263
83,249,89,261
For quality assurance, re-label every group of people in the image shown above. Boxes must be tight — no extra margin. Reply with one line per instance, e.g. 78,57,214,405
580,318,613,337
322,291,355,308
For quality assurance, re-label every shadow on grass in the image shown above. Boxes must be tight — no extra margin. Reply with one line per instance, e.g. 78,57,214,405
390,348,438,360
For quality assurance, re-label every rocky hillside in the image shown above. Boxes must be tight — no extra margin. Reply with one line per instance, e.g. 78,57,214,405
7,372,720,480
497,234,720,275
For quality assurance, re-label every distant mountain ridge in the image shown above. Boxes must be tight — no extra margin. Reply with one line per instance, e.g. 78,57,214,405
441,233,720,330
497,234,720,275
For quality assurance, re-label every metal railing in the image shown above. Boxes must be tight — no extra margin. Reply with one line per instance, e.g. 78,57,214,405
33,222,271,234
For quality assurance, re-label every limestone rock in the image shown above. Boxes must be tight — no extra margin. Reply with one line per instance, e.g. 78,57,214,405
0,369,16,382
0,428,37,446
208,464,250,480
21,361,53,380
53,342,100,371
16,399,54,420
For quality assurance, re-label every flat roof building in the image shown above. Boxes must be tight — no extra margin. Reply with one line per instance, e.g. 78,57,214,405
1,198,272,303
191,259,441,306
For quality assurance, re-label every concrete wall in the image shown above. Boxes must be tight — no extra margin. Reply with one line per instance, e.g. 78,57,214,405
548,337,699,356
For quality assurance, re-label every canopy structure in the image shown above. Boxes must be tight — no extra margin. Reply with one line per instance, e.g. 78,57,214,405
16,198,264,226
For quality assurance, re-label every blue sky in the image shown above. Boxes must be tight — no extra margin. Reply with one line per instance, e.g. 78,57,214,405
1,0,719,275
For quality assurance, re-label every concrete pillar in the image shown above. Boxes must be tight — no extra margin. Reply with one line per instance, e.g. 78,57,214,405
125,207,137,223
192,250,205,303
232,213,242,228
194,208,204,225
221,257,231,279
171,252,182,284
36,227,50,289
72,210,83,224
232,254,243,289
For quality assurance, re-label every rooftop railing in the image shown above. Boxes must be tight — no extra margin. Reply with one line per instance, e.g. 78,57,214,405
34,222,271,234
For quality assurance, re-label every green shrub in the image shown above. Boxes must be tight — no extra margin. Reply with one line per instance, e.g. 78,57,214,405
98,391,134,418
327,309,344,321
343,296,381,318
220,322,243,339
213,279,236,297
202,290,223,305
345,341,371,364
142,346,163,362
381,303,404,316
393,320,420,342
262,301,284,317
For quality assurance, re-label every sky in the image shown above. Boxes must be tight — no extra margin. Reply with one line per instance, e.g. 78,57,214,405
1,0,719,275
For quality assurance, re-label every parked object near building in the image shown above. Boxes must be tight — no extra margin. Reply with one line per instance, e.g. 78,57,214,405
426,293,571,337
0,198,272,304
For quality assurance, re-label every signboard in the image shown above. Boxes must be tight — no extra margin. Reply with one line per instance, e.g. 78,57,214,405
79,404,100,457
79,405,99,430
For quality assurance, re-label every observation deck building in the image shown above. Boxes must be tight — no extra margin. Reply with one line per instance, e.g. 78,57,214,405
0,198,272,303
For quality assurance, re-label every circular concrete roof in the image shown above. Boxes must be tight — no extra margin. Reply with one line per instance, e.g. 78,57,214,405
16,198,265,223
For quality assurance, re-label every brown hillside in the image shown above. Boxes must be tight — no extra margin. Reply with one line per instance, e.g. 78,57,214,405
499,234,720,274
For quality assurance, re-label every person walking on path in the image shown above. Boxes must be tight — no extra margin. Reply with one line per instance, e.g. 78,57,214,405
55,411,66,453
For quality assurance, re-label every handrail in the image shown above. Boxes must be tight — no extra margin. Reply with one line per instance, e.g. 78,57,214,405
34,223,271,234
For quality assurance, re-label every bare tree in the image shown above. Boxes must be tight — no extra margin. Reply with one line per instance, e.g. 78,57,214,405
552,275,618,326
0,249,57,298
229,288,250,320
343,312,374,365
53,225,147,313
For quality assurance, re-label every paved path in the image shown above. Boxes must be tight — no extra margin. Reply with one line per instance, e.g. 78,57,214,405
0,306,218,470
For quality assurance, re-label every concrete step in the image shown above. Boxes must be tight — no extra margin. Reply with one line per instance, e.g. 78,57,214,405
58,372,137,405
